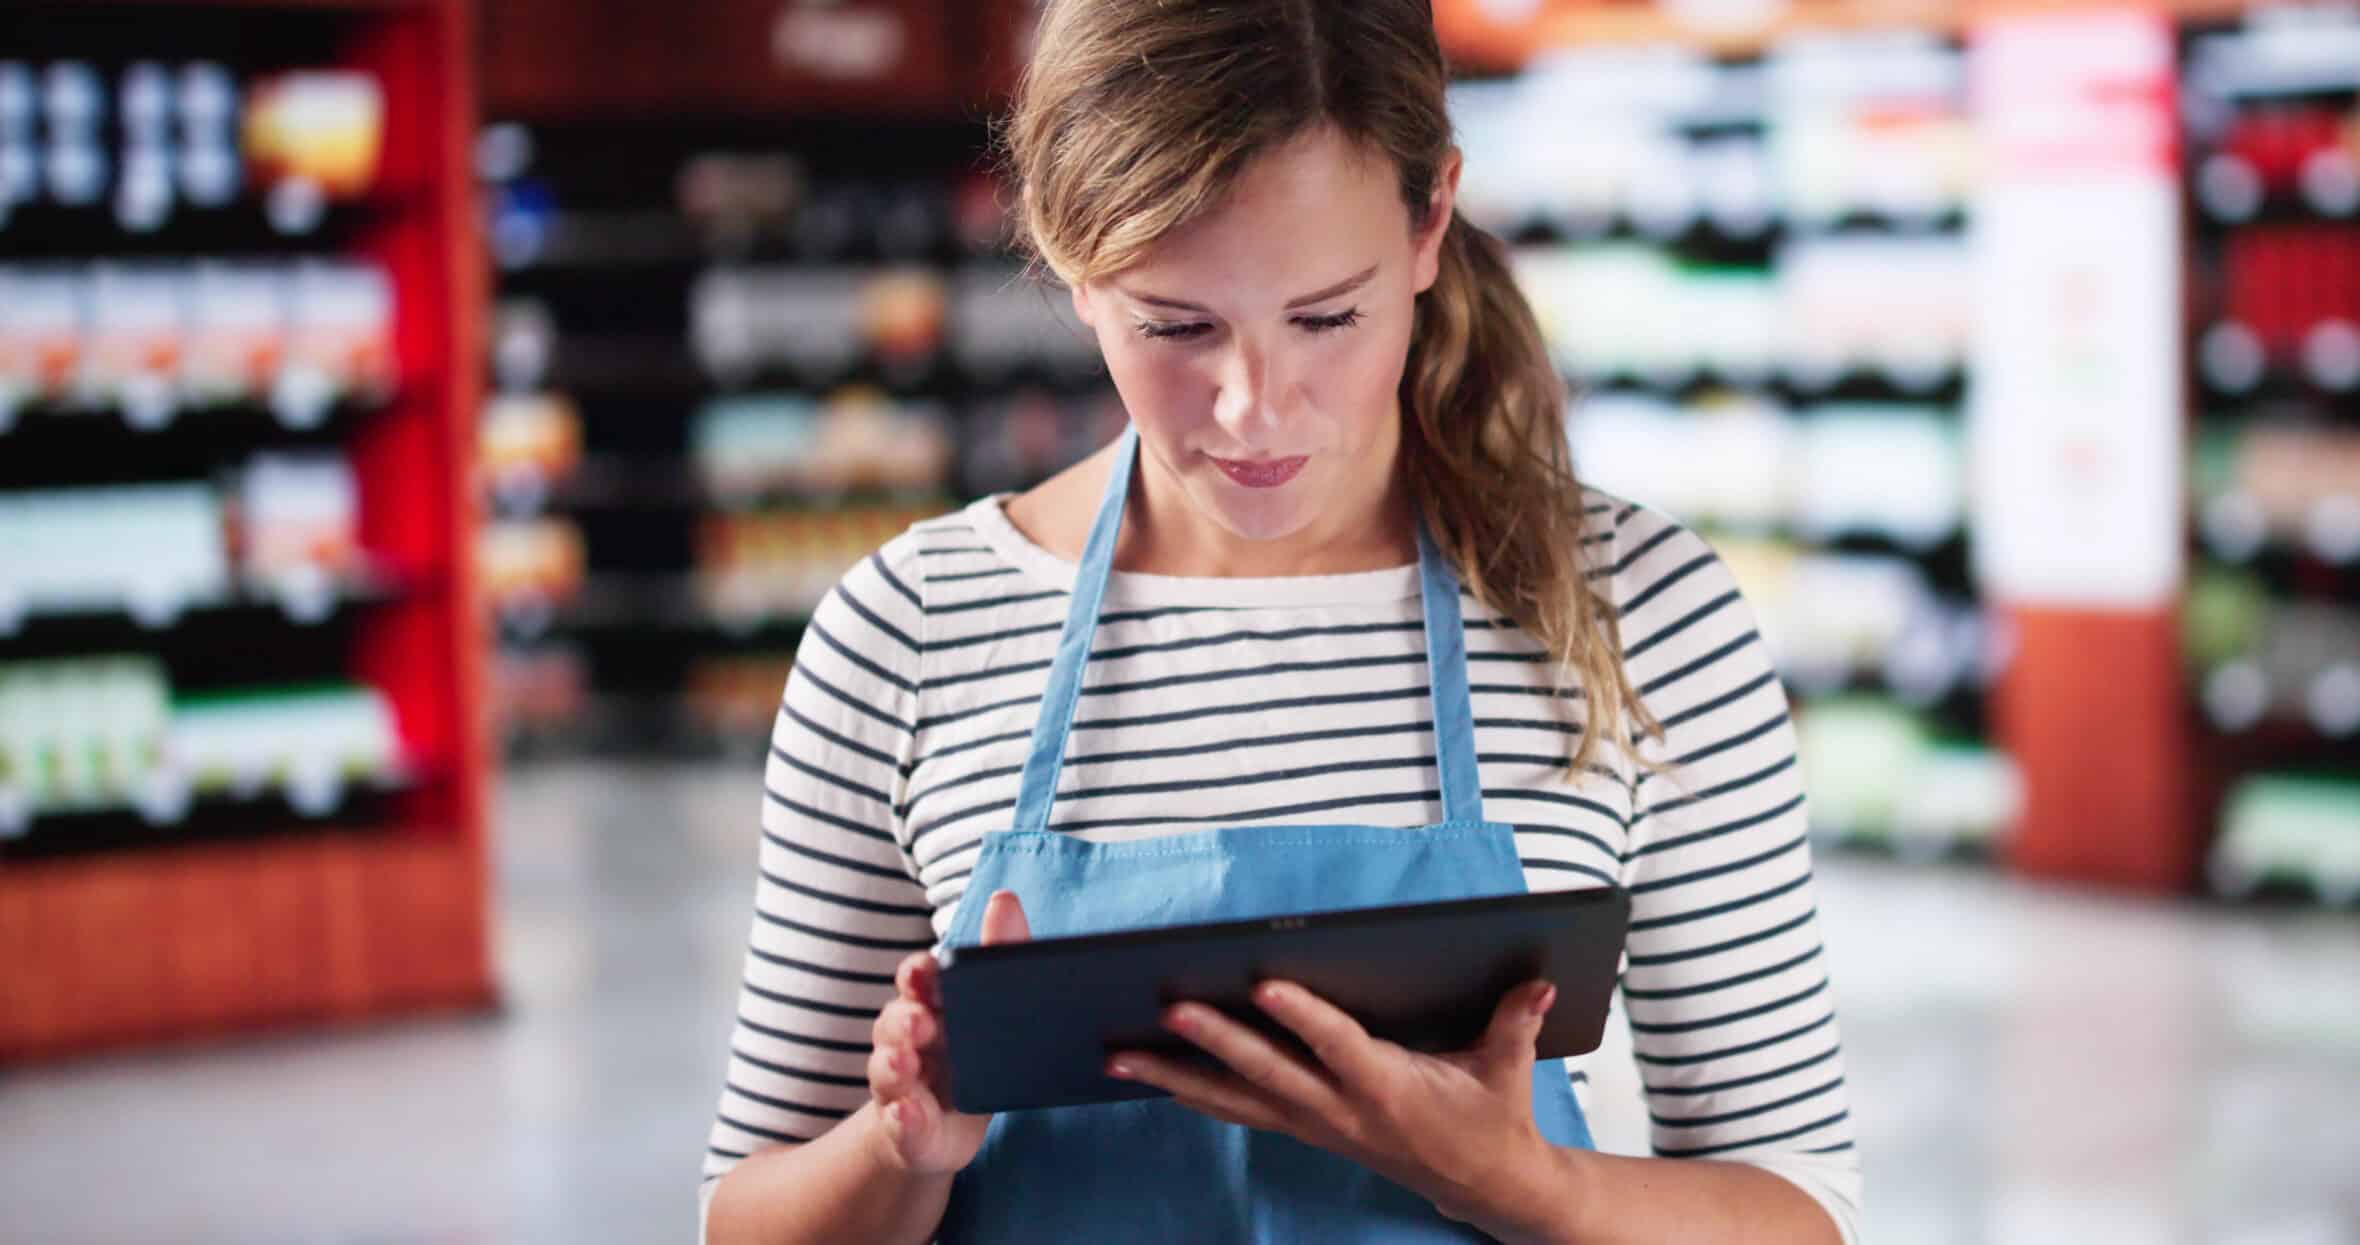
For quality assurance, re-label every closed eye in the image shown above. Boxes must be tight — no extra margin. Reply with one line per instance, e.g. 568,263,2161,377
1296,308,1362,333
1131,308,1363,342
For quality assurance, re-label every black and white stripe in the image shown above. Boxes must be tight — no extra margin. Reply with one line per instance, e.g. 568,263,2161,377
701,489,1862,1241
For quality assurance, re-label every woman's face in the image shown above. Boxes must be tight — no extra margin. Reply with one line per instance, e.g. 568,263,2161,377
1071,125,1458,552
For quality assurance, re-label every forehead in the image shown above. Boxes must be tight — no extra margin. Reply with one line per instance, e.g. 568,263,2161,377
1113,127,1413,303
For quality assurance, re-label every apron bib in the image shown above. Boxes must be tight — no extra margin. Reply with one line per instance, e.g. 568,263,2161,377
937,426,1592,1243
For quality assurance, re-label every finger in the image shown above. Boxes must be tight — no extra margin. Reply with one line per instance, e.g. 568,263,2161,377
1476,980,1554,1085
1160,1001,1342,1116
895,951,940,1009
876,997,937,1051
979,889,1031,945
868,1034,920,1099
1251,980,1391,1095
1106,1052,1286,1133
879,1081,949,1161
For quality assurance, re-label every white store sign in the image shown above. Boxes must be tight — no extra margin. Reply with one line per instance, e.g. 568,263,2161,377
1968,11,2184,609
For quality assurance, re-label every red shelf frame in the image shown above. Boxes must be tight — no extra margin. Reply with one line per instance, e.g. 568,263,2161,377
0,0,493,1061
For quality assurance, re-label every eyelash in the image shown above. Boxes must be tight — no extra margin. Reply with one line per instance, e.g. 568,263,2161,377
1133,308,1364,341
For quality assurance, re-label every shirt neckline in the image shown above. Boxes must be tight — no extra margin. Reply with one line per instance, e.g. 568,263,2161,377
963,494,1422,609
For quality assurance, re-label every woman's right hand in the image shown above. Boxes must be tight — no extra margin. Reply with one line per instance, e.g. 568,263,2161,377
868,888,1031,1175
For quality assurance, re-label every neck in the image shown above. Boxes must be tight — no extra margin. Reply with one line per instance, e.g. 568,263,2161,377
1117,434,1419,579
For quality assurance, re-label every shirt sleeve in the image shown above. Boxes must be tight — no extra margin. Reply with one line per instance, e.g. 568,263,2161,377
1602,499,1865,1243
698,536,937,1242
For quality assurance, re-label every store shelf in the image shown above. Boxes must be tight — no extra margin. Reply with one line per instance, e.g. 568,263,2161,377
1578,364,1969,404
0,564,406,641
496,575,815,642
0,0,490,1064
0,765,420,854
0,195,418,257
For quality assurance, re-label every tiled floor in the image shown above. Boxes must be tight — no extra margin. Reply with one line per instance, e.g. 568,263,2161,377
3,760,2355,1243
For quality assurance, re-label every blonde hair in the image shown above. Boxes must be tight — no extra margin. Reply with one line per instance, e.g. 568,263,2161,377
1002,0,1662,777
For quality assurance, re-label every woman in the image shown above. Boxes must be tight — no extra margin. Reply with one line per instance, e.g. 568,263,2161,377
701,2,1860,1241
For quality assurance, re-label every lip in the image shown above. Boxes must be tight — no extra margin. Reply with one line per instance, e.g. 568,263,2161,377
1210,454,1310,489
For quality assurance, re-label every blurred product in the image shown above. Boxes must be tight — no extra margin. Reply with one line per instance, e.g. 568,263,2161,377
2195,600,2360,736
856,267,949,366
952,170,1018,256
1568,390,1768,528
2210,774,2360,904
479,392,584,493
691,267,864,383
2198,102,2360,221
675,152,802,253
683,653,798,741
0,483,229,628
1674,392,1793,528
1766,33,1969,225
169,683,400,812
0,657,171,831
1792,405,1963,548
947,263,1100,380
2211,225,2360,392
0,659,399,833
1796,695,2019,854
1568,395,1962,549
1450,48,1735,237
182,263,290,406
692,393,820,500
962,387,1124,495
481,518,587,614
1777,235,1968,387
0,266,83,424
2182,567,2271,676
234,453,360,583
1715,537,1980,702
242,71,384,198
279,260,395,424
0,260,394,427
77,263,186,426
693,388,954,500
2210,425,2360,563
696,505,946,627
493,645,590,737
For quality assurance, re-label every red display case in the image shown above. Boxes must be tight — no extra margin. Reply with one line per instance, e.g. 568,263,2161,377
0,0,491,1060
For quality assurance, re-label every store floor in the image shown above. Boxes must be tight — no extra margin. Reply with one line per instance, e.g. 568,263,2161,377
4,759,2356,1243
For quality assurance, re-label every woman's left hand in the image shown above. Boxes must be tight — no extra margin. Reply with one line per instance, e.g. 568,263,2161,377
1105,977,1561,1225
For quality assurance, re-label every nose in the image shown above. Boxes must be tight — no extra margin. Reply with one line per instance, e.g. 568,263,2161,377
1211,337,1288,445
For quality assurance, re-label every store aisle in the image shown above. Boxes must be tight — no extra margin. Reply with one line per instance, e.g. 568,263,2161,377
2,759,2354,1244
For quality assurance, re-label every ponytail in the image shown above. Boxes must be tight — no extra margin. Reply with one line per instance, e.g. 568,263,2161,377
1401,212,1663,777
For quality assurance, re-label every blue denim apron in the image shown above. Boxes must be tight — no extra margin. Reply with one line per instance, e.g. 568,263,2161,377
937,425,1591,1242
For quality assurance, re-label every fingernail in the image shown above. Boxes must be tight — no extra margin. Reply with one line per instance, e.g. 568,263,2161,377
1107,1058,1134,1079
1255,982,1287,1009
1530,986,1557,1019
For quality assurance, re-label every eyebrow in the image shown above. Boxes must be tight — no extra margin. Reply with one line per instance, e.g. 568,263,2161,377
1122,264,1379,314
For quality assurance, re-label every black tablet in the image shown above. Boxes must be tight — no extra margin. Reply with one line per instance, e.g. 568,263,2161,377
937,886,1629,1115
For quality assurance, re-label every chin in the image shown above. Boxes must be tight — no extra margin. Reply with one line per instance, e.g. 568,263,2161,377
1184,472,1323,544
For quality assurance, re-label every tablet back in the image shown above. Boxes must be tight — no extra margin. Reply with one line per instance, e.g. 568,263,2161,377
938,887,1629,1115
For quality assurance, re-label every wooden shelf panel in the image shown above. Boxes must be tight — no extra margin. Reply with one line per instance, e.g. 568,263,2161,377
0,829,490,1062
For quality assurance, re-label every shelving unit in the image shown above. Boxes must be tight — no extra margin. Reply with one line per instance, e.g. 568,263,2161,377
1448,32,2009,864
0,0,489,1060
2179,11,2360,905
1441,0,2358,902
471,0,1110,756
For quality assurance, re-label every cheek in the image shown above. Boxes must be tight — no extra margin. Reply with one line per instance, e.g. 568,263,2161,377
1098,334,1215,438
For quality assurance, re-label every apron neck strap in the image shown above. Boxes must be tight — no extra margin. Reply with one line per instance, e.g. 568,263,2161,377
1011,424,1486,833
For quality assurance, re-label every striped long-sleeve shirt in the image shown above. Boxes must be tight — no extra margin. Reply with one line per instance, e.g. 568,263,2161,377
700,488,1863,1242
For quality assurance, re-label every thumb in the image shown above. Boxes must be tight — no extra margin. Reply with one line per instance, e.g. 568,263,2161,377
1478,979,1554,1082
979,889,1031,945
